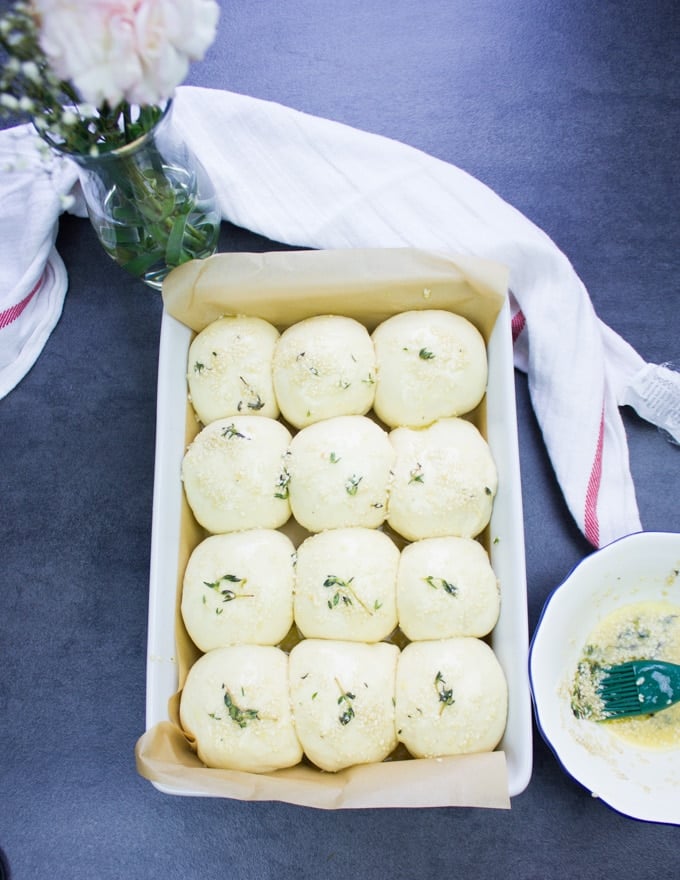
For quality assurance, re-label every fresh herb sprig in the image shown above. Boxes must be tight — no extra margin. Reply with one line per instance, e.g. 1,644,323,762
275,467,291,500
335,678,357,726
221,423,249,440
424,575,458,596
345,474,363,495
323,575,374,614
222,688,260,728
434,671,455,714
238,376,265,412
203,573,253,606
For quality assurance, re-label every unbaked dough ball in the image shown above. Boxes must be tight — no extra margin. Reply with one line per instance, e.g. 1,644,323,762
179,645,303,772
187,316,280,424
395,638,507,758
272,315,376,428
289,639,399,772
181,415,292,533
287,415,394,531
372,309,488,427
294,527,399,642
181,530,296,651
397,536,500,640
387,418,497,540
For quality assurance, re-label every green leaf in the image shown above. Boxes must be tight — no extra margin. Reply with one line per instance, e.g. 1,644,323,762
103,226,143,246
112,205,144,224
165,212,190,265
123,248,165,276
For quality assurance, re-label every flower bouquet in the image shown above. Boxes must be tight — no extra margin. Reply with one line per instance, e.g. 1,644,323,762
0,0,221,288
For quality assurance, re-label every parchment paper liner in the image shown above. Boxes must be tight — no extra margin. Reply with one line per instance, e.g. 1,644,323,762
135,247,517,809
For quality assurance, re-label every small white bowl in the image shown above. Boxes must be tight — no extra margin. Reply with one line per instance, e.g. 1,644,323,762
529,531,680,825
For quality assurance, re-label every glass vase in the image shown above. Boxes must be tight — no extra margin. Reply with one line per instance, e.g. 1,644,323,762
68,102,220,290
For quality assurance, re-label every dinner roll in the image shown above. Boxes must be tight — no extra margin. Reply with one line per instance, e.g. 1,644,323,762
387,418,497,540
395,638,507,758
289,639,399,772
179,645,303,772
397,536,500,640
372,309,487,427
187,315,280,424
181,415,292,533
272,315,376,428
287,415,394,531
181,530,296,651
294,527,399,641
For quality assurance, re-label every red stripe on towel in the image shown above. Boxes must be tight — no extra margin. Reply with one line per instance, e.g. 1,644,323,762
584,405,605,547
511,308,526,343
0,276,43,330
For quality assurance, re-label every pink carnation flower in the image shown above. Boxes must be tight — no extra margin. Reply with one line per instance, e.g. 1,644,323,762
34,0,220,107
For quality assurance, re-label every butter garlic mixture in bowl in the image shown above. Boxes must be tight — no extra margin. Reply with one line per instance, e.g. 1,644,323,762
530,531,680,825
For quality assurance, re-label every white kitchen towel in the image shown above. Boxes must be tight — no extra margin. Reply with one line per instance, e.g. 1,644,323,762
1,85,677,548
0,124,76,399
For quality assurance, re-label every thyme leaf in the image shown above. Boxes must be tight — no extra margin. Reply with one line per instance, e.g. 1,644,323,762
221,423,249,440
275,468,291,500
239,375,265,411
424,575,458,597
223,688,260,728
194,351,218,374
409,462,425,484
323,575,373,614
419,348,435,360
295,351,318,376
345,474,363,496
335,677,357,726
434,671,455,714
203,573,253,606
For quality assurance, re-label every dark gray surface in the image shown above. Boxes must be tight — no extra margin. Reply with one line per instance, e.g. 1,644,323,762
1,1,679,878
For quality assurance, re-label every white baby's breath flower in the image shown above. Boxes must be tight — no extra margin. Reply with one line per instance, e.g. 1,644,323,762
60,109,78,126
0,94,20,110
76,103,97,118
18,95,33,112
34,0,220,108
21,60,40,81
